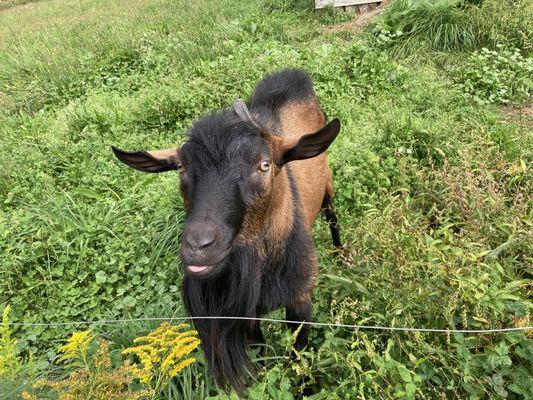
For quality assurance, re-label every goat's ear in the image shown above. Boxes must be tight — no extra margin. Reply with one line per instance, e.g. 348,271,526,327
276,118,340,166
111,146,180,173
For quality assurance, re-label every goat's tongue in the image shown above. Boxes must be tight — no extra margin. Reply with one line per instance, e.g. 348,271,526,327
187,265,209,273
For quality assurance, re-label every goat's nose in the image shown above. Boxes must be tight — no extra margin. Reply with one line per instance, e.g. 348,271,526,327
184,224,217,250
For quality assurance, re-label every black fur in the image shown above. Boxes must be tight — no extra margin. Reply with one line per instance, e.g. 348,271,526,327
181,70,322,392
249,69,315,113
182,212,316,391
182,163,317,391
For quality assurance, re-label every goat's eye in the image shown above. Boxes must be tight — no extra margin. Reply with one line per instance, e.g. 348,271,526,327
259,160,271,172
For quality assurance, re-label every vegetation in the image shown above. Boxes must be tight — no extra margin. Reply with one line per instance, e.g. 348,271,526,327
371,0,532,56
453,45,532,105
0,305,25,387
25,335,147,400
22,326,199,399
122,323,200,397
0,0,531,398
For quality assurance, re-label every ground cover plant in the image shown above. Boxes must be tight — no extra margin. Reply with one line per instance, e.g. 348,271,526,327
0,0,531,398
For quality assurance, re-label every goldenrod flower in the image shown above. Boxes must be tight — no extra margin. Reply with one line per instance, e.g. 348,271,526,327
123,322,200,396
29,338,148,400
168,357,196,377
0,305,22,379
58,330,94,363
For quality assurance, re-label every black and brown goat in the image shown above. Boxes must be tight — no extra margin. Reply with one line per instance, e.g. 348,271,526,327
112,69,342,392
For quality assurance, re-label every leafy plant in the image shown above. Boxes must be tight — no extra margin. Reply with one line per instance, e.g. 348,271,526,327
454,46,532,104
371,0,478,56
470,0,533,52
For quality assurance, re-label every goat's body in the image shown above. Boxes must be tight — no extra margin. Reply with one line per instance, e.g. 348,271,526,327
182,69,339,391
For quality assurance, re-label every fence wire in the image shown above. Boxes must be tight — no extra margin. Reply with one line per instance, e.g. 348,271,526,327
9,316,532,334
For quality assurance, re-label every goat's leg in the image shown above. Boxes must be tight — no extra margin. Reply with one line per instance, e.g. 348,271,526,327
286,293,312,351
249,321,265,346
321,191,342,249
249,320,266,361
287,294,318,397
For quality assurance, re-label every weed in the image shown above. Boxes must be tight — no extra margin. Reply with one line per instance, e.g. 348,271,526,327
453,46,532,105
25,334,148,400
0,305,21,379
371,0,478,56
470,0,533,52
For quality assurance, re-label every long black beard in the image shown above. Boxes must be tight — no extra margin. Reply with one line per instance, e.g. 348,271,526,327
182,245,262,392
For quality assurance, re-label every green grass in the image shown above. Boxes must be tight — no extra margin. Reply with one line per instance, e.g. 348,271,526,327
1,0,532,398
370,0,532,57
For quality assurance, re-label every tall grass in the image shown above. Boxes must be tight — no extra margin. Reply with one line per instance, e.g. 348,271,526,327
372,0,477,56
0,0,48,11
0,0,261,113
371,0,533,57
471,0,533,52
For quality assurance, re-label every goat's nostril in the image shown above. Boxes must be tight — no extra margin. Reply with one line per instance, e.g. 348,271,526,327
184,224,217,251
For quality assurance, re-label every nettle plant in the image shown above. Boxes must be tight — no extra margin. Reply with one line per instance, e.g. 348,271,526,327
455,45,532,105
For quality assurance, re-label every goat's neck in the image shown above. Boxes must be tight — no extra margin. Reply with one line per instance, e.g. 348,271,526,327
263,168,294,251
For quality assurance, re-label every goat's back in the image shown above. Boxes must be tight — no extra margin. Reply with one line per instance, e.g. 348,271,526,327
251,69,333,227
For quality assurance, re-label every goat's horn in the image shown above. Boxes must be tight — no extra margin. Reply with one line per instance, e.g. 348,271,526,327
233,99,261,130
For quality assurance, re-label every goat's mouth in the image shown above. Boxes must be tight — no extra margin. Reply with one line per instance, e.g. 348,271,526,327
184,262,225,279
185,264,215,276
181,249,231,279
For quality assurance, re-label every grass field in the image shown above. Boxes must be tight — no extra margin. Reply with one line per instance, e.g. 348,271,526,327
0,0,532,398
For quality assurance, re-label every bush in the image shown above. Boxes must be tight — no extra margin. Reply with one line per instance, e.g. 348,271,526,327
23,325,200,400
25,331,145,400
0,306,21,380
454,46,532,105
0,305,37,399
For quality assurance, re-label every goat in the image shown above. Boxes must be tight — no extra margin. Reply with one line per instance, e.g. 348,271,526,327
112,69,342,392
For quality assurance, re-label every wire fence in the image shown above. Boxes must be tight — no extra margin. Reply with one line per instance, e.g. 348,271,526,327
9,315,532,334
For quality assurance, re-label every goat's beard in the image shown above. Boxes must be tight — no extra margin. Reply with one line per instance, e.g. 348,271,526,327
182,244,262,392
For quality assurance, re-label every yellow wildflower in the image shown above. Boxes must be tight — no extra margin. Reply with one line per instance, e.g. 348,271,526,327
161,337,201,376
122,322,200,396
168,357,196,378
58,330,94,363
30,339,148,400
0,305,22,379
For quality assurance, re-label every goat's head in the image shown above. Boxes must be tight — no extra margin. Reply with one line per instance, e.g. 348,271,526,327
112,102,340,279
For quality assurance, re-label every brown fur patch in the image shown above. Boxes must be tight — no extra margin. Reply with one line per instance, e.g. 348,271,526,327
236,166,294,259
278,97,333,227
264,168,295,250
235,95,335,266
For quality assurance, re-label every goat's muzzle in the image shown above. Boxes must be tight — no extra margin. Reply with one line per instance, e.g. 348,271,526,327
180,221,232,279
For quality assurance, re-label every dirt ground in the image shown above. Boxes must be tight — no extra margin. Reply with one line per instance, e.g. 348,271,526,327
502,104,533,128
323,1,386,35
